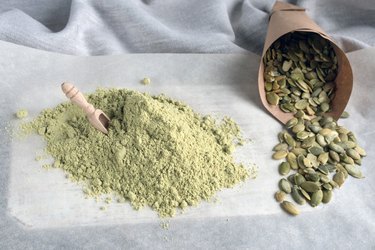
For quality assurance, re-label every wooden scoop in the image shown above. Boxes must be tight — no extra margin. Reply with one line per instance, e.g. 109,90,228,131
61,82,110,134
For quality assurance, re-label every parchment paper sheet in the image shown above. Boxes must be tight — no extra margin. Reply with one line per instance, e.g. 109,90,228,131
0,41,374,249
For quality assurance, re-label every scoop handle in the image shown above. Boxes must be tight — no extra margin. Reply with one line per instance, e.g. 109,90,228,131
61,82,95,115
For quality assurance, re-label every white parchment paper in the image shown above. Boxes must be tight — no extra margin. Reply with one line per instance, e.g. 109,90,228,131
0,41,374,249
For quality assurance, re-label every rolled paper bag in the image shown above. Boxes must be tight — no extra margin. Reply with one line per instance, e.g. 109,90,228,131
258,1,353,124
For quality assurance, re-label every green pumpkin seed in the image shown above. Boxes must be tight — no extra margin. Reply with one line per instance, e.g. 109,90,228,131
300,181,321,193
301,137,315,148
296,131,310,140
344,141,356,149
291,186,306,205
308,125,321,133
333,171,345,187
336,164,348,179
319,128,333,136
320,102,330,112
291,147,307,156
339,133,349,142
316,166,327,176
329,150,340,162
292,124,305,133
288,174,296,184
340,154,354,165
344,164,363,179
308,146,324,156
281,201,300,216
287,152,298,170
265,82,273,91
299,188,311,200
354,158,362,166
266,92,280,105
325,164,337,172
337,127,350,134
318,152,329,164
294,173,306,186
329,180,339,189
286,118,299,128
310,190,323,207
282,60,293,72
273,143,289,151
316,134,327,147
272,150,288,160
295,99,309,110
279,178,292,193
279,162,291,175
322,190,333,203
305,173,320,182
284,133,296,148
355,146,367,157
320,175,330,184
347,148,360,160
328,143,345,154
322,183,332,191
297,154,306,168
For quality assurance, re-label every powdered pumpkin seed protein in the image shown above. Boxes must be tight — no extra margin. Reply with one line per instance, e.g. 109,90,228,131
20,88,253,217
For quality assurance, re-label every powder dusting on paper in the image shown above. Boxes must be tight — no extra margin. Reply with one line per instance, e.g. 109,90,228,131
20,88,253,217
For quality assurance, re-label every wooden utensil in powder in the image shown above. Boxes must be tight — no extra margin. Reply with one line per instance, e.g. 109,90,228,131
61,82,110,134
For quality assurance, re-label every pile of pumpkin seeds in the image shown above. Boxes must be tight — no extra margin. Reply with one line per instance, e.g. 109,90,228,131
263,32,337,115
273,111,366,215
263,32,367,215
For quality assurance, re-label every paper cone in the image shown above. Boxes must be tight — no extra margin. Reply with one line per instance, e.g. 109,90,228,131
258,1,353,124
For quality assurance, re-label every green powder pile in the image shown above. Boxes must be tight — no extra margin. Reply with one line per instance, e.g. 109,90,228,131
22,88,249,217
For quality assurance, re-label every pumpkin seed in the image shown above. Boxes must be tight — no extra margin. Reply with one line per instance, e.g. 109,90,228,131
355,146,367,157
279,178,292,193
336,164,349,179
308,146,324,156
286,118,298,128
291,147,307,156
317,165,329,175
322,183,332,190
273,143,289,151
292,124,305,134
305,173,320,182
275,191,286,202
333,171,345,187
340,111,349,118
287,152,298,170
300,181,321,193
266,92,280,105
282,60,293,72
294,173,306,186
301,137,315,148
318,152,329,164
310,190,323,207
347,148,360,160
299,188,311,200
284,133,296,148
322,190,333,203
281,201,300,216
272,150,288,160
279,162,291,175
344,164,363,179
291,186,306,205
296,131,310,140
328,143,345,154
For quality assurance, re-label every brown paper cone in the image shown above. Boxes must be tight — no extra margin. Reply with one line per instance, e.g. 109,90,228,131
258,1,353,124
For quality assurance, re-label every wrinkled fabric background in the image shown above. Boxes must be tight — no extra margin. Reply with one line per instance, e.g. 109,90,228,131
0,0,374,56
